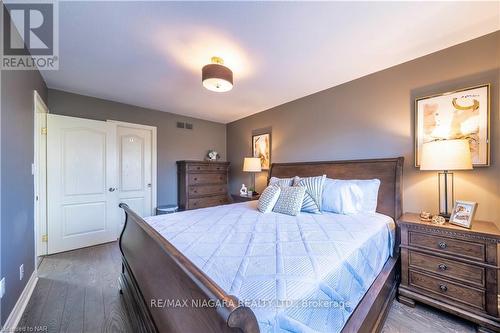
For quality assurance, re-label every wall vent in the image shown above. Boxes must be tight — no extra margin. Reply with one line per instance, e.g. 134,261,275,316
185,123,193,130
176,122,185,129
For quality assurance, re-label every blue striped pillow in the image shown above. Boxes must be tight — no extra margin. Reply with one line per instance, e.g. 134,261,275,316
294,175,326,213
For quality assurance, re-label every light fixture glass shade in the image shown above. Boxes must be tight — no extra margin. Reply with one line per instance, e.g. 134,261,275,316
202,57,233,92
420,139,473,171
243,157,262,172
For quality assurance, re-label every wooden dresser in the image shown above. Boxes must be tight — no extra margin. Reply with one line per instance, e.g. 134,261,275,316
398,213,500,332
177,160,230,211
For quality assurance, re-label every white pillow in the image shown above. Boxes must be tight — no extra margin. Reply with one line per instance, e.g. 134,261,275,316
322,178,380,214
269,176,298,187
257,185,281,213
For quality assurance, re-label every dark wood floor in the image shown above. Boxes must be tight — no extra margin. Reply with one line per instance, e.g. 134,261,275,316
18,242,476,333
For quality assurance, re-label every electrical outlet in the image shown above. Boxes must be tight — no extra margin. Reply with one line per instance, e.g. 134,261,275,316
0,277,5,298
19,264,24,280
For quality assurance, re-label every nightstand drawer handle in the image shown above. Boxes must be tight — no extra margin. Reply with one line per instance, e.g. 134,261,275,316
439,284,447,292
438,264,447,271
438,241,447,249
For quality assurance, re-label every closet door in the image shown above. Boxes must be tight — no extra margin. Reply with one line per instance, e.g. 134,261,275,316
47,115,118,254
116,124,153,233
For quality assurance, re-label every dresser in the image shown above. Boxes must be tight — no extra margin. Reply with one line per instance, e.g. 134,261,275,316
177,160,230,210
398,213,500,332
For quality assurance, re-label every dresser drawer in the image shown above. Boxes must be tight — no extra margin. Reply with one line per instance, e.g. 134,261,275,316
409,251,484,288
188,195,228,209
188,185,227,197
409,270,485,311
409,231,485,262
188,173,226,185
188,164,227,172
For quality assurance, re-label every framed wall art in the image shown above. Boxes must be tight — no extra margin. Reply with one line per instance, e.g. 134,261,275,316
252,132,271,170
415,84,490,167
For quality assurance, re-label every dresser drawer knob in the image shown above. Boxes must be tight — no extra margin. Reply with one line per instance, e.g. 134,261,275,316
438,241,447,249
438,264,447,271
439,284,448,292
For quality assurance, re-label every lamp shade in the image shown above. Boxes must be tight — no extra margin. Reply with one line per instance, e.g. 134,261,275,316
420,139,473,171
243,157,262,172
202,57,233,92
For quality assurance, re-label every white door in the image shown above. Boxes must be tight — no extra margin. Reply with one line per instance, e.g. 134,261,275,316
116,125,153,233
47,115,118,254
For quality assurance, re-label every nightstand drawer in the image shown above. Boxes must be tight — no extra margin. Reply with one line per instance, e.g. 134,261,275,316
409,251,485,288
409,270,485,311
409,231,485,262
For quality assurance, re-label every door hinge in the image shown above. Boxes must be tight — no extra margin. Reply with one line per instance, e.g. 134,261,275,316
41,127,47,135
41,234,48,242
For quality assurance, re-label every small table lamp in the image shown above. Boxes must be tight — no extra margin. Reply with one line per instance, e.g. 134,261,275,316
420,139,473,219
243,157,262,195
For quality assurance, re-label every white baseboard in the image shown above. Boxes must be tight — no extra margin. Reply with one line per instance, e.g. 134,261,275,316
1,271,38,332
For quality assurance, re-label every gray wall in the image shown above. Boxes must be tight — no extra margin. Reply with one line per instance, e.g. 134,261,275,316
1,56,48,323
227,31,500,223
47,89,227,206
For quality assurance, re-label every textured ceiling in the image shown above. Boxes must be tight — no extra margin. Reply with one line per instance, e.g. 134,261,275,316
40,1,500,123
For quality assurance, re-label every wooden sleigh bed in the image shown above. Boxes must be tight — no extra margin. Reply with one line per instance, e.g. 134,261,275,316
118,157,404,333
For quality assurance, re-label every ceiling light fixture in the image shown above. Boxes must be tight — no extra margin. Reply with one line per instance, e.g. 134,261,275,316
202,56,233,92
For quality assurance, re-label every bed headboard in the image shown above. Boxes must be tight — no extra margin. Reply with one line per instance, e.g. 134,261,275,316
268,157,404,220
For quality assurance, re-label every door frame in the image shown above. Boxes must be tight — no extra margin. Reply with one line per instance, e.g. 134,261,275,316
107,120,158,215
33,90,48,259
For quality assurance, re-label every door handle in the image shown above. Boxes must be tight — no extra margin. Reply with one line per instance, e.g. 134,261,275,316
108,187,118,192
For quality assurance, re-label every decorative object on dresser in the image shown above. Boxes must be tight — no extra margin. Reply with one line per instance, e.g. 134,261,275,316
415,84,490,167
231,193,261,203
242,157,261,195
449,200,477,229
177,160,230,210
398,213,500,332
420,139,473,219
206,149,221,161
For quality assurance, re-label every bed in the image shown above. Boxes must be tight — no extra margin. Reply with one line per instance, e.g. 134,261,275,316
118,157,403,333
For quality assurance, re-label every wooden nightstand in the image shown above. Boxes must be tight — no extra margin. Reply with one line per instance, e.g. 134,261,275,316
398,213,500,332
231,193,260,203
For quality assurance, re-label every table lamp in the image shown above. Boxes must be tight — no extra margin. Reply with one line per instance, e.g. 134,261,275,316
243,157,262,195
420,139,473,219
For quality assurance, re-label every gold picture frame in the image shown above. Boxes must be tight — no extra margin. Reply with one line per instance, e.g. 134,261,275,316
252,132,271,170
415,84,490,167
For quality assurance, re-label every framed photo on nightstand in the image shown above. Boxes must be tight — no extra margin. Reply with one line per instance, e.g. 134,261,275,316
449,200,477,229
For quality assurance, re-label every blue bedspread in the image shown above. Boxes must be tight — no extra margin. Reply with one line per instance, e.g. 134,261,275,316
145,201,394,333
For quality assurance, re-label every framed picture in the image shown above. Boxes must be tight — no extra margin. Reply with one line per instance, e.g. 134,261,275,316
415,84,490,167
449,200,477,229
252,132,271,170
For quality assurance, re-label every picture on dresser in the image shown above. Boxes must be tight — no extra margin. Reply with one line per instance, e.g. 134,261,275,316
415,84,490,167
449,200,477,228
252,132,271,170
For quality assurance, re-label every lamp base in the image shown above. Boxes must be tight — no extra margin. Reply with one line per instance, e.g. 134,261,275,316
439,213,451,221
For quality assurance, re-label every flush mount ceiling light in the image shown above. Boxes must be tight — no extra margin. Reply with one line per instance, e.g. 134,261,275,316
202,56,233,92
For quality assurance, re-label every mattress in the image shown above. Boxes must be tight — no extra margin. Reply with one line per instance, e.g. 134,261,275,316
145,201,395,333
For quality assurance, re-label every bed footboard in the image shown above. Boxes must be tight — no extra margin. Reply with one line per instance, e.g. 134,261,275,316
118,203,259,333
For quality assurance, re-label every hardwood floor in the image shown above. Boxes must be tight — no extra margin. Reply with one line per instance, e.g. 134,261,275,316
18,242,476,333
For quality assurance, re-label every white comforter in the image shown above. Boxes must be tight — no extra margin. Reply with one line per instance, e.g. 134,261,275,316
145,201,394,333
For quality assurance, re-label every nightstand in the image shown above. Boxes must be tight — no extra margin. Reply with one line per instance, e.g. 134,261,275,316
398,213,500,332
231,193,260,203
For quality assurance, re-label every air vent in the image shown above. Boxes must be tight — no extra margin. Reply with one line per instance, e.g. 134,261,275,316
185,123,193,130
176,122,185,129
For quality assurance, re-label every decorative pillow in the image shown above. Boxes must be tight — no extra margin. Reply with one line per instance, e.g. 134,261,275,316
269,176,297,187
273,186,306,216
293,175,326,213
257,185,281,213
322,178,381,214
